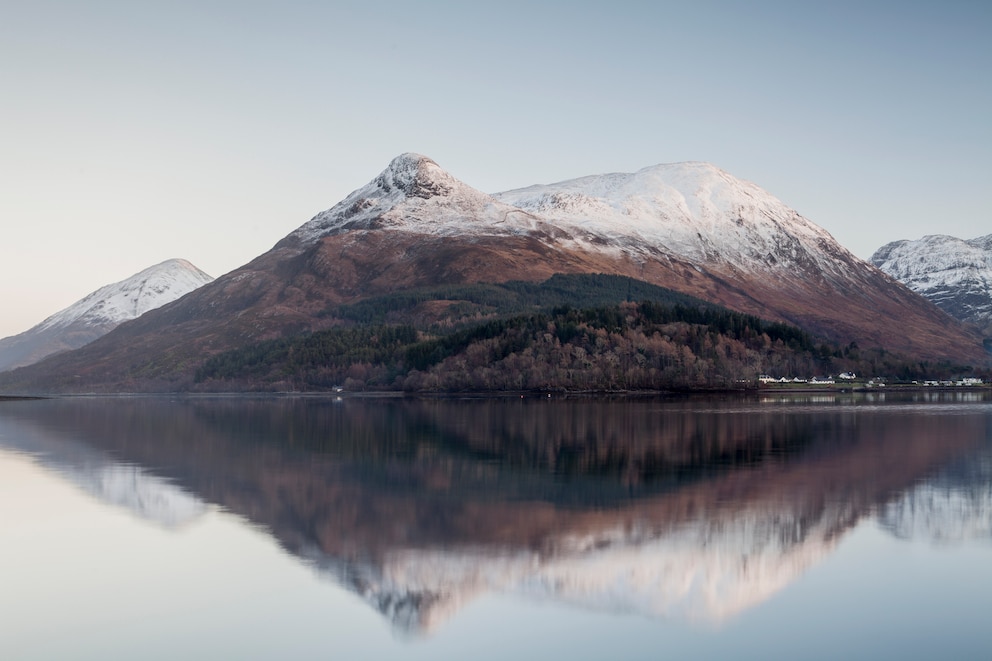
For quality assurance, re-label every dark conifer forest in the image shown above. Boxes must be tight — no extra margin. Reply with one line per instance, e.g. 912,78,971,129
193,275,973,392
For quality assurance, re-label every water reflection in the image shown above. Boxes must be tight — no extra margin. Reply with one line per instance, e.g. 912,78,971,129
1,394,989,633
878,447,992,543
0,408,206,529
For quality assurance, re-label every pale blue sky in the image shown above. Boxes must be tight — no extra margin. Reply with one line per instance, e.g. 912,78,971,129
2,1,989,337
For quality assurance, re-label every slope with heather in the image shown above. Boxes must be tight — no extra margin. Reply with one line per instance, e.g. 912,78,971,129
1,155,986,393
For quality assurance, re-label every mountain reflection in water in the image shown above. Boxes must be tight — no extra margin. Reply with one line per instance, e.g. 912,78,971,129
1,393,989,634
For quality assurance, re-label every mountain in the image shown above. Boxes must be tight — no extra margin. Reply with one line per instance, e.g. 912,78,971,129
0,259,213,373
1,155,986,393
871,234,992,337
493,162,986,358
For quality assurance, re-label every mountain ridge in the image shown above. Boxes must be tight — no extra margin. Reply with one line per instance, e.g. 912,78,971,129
871,234,992,336
1,155,986,393
280,153,550,248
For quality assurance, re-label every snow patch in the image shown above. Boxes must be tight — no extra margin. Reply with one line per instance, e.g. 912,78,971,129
0,258,215,372
35,258,214,332
286,154,859,283
871,234,992,327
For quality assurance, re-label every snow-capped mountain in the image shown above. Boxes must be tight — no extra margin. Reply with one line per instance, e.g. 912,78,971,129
0,258,213,372
494,161,843,274
1,154,986,392
290,155,850,282
280,154,980,357
278,154,982,362
283,152,554,245
871,234,992,336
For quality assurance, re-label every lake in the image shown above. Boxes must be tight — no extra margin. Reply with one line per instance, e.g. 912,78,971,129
1,392,990,660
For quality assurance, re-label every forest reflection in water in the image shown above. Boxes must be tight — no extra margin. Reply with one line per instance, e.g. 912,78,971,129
1,392,990,638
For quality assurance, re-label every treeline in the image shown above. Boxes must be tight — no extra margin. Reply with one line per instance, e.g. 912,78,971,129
193,298,969,392
329,273,713,329
194,325,418,387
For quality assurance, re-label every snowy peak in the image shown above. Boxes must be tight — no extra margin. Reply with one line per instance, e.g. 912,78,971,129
0,258,213,372
284,153,531,247
493,160,846,273
969,234,992,252
374,153,457,199
871,234,992,333
289,154,852,278
872,234,992,281
37,258,214,332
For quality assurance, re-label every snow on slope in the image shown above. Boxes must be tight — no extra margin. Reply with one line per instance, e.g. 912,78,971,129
283,153,555,247
0,259,213,372
289,155,853,280
871,234,992,331
36,258,214,331
232,153,986,364
493,161,851,275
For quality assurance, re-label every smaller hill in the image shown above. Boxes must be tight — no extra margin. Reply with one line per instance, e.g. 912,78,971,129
0,259,213,372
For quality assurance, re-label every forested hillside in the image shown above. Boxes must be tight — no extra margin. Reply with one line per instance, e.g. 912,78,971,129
194,275,975,392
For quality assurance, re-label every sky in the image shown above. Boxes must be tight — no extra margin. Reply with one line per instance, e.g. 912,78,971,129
2,0,990,338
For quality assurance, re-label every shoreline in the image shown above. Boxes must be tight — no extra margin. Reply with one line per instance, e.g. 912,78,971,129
1,384,989,400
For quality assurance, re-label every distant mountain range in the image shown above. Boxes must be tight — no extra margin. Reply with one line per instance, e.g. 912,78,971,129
1,154,986,393
0,259,213,373
871,234,992,338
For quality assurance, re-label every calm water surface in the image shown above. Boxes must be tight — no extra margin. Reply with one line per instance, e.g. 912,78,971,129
1,392,990,660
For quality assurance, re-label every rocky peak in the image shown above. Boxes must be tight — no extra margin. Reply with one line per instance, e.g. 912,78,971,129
282,154,523,248
871,234,992,334
374,153,455,199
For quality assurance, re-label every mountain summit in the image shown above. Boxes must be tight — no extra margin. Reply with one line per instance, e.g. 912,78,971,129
280,153,547,248
0,258,213,372
495,161,841,272
871,234,992,336
1,155,986,392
